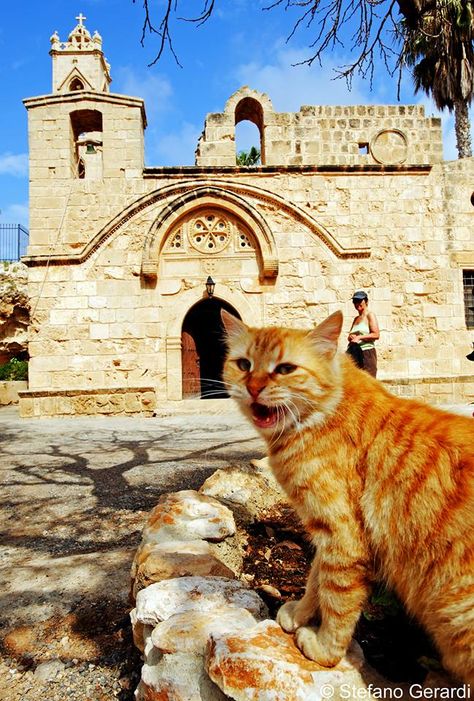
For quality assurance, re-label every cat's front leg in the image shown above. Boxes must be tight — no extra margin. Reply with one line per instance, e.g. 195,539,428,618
277,557,320,632
294,556,371,667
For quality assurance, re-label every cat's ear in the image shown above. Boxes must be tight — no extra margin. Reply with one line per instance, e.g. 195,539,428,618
221,310,248,341
307,311,343,358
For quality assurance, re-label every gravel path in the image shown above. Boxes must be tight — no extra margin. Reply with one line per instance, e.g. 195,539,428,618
0,405,264,701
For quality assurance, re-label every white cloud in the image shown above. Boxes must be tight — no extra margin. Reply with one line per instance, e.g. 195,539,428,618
234,47,377,112
0,203,29,227
234,46,474,161
113,66,173,121
0,153,28,177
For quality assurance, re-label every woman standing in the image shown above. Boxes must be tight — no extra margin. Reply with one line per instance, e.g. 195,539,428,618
347,290,380,377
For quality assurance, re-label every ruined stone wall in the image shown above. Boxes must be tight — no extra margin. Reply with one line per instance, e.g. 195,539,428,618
196,88,444,167
0,261,29,364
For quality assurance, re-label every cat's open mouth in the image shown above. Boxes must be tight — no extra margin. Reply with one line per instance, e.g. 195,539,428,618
250,402,281,429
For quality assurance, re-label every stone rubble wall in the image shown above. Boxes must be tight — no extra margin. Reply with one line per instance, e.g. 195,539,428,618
196,87,443,167
129,465,459,700
0,261,29,364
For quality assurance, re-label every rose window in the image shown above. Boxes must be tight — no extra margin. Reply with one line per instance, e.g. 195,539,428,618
190,214,231,253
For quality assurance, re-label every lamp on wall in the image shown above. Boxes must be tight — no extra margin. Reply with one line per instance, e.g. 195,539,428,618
205,276,215,298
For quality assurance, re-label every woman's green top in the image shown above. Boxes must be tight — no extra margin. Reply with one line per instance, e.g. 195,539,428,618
350,319,375,351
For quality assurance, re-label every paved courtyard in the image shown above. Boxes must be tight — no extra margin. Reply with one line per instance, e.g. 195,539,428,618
0,400,471,699
0,404,264,699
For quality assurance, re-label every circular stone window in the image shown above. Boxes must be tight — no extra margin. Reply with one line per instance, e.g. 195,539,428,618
190,213,231,253
370,129,408,165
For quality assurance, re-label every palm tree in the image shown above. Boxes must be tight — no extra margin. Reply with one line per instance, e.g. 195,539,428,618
402,0,474,158
236,146,261,166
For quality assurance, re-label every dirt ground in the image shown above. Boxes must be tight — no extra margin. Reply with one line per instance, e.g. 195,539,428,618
1,401,471,700
0,404,264,701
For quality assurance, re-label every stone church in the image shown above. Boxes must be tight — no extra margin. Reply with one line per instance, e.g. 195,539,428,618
19,16,474,417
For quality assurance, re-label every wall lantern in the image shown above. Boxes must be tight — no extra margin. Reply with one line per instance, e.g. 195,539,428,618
205,276,215,298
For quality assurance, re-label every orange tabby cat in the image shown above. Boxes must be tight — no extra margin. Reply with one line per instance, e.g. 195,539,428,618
221,309,474,683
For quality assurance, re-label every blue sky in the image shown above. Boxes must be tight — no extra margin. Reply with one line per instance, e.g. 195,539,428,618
0,0,467,228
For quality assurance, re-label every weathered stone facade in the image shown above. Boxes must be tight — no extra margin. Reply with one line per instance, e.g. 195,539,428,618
20,17,474,417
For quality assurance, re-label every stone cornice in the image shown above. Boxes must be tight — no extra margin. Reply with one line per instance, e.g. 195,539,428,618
23,91,147,127
144,164,433,177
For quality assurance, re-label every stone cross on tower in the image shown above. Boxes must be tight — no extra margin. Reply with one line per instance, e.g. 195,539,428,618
76,13,86,26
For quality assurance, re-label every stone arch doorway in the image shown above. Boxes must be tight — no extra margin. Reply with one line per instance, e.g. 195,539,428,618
181,298,241,399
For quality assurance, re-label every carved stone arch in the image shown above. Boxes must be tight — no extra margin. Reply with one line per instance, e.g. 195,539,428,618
141,186,279,282
165,284,260,400
23,179,370,269
59,67,93,93
224,87,274,166
224,86,274,122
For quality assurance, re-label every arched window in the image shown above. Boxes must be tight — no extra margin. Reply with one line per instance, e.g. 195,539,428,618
235,97,265,165
70,110,103,179
69,78,84,91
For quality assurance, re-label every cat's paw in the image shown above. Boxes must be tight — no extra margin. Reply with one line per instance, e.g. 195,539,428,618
295,626,343,667
277,600,309,633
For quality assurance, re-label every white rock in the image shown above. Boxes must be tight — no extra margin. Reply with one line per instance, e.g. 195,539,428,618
200,465,285,516
206,619,376,701
135,576,267,626
130,606,155,653
141,490,236,544
151,606,258,654
136,648,228,701
131,539,235,600
34,659,65,681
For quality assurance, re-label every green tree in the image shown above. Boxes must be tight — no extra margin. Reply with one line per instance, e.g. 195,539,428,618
236,147,261,166
401,0,474,158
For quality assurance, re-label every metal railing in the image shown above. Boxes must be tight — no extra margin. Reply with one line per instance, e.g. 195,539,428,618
0,225,29,261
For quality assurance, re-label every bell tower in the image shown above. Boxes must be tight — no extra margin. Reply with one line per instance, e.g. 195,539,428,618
23,15,147,255
50,13,111,94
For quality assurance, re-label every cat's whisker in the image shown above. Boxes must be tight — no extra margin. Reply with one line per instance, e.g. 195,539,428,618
221,311,474,681
283,399,307,456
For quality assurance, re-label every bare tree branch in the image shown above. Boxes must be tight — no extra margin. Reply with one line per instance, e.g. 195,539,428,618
134,0,467,87
133,0,182,67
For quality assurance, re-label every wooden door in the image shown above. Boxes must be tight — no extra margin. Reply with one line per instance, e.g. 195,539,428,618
182,331,201,398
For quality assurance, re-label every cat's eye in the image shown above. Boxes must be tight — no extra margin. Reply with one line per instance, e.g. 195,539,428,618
274,363,297,375
236,358,251,372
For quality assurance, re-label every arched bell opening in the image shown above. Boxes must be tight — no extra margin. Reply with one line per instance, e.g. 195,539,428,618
181,298,241,399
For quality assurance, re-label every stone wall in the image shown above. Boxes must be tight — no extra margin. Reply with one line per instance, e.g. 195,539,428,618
21,67,474,416
196,87,443,167
0,261,29,364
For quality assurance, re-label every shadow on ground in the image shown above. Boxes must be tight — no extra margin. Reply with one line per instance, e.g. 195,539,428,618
0,408,263,700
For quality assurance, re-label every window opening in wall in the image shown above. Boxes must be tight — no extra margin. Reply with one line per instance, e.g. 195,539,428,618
470,192,474,207
463,270,474,329
235,121,261,165
70,78,84,91
235,96,265,165
358,143,369,155
70,109,103,179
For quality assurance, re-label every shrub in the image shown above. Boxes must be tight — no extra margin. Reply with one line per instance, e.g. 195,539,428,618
0,358,28,381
